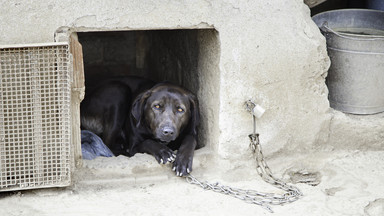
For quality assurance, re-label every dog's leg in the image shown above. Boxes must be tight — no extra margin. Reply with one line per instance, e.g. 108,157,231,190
172,134,197,176
103,125,125,155
102,104,130,155
133,140,176,164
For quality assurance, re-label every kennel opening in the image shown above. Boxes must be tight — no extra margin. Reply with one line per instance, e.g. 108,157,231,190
77,29,220,151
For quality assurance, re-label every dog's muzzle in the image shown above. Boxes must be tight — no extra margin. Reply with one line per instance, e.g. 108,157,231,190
157,126,177,143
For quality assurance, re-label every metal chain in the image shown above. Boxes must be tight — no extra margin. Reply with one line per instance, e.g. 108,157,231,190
185,101,302,213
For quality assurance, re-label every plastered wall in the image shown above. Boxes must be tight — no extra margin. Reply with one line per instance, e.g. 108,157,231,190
0,0,332,163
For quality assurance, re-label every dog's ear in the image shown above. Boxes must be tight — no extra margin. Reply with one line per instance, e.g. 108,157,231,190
188,93,200,136
131,90,151,128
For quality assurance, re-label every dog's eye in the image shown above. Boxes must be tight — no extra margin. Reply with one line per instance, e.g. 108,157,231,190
154,104,161,110
177,107,184,113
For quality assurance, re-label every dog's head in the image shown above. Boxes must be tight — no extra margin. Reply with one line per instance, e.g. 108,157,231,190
131,83,199,143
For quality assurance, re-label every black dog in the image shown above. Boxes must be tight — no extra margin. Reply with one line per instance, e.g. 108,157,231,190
129,82,200,176
81,76,154,155
81,76,200,176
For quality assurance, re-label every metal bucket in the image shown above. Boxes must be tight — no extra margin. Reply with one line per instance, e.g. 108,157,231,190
367,0,384,11
312,9,384,114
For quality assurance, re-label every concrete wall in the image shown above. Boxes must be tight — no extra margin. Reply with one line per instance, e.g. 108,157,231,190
0,0,332,162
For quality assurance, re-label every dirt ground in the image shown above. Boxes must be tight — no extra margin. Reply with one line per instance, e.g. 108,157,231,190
0,147,383,216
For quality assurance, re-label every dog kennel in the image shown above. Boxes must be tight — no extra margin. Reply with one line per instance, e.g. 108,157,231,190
0,29,220,191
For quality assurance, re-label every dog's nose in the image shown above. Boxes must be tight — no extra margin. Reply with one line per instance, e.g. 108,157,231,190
162,127,174,136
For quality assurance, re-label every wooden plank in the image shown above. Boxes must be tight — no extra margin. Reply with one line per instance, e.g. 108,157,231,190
69,34,85,168
70,34,85,89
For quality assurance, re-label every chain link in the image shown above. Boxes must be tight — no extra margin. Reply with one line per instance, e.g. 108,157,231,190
185,101,302,213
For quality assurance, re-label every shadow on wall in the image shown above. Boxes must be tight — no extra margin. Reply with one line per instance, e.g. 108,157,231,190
310,0,369,16
78,30,201,91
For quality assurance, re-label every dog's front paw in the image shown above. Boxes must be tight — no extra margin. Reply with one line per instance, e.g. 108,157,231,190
172,153,193,177
153,146,176,165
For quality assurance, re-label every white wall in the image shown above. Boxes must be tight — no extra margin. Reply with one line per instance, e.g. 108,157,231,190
0,0,333,163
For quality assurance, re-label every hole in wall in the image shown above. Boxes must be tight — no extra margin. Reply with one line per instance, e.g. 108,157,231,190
77,29,221,152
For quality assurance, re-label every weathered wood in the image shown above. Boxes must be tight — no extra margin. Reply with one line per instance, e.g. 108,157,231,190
69,34,85,168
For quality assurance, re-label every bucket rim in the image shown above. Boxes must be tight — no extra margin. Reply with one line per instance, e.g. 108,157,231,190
321,23,384,40
312,8,384,19
312,8,384,40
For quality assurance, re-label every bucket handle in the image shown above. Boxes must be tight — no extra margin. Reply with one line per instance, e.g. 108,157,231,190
321,22,384,41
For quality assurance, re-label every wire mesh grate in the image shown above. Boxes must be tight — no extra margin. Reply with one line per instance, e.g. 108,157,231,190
0,44,72,191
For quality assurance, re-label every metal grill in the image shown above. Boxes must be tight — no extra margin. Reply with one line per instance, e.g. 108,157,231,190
0,43,72,191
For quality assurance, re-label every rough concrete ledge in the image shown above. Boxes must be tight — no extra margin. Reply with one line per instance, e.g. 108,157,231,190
1,150,384,216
